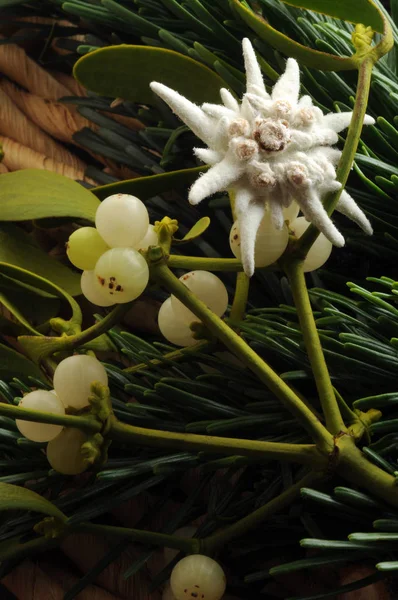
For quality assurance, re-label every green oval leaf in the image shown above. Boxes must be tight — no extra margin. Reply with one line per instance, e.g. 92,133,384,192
173,217,211,244
230,0,358,71
281,0,384,32
0,482,66,521
0,224,81,297
0,169,100,222
93,165,205,201
0,342,46,381
73,45,227,104
0,273,60,336
0,263,82,331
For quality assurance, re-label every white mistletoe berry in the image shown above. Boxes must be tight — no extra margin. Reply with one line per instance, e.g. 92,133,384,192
150,38,374,276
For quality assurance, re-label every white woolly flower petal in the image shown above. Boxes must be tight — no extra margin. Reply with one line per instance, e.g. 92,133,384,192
150,82,215,146
336,189,373,235
194,148,223,165
320,180,342,194
201,102,237,120
322,111,375,133
310,146,342,166
289,130,315,151
235,188,266,276
298,95,313,107
268,196,285,230
298,188,345,247
240,95,255,121
364,114,375,126
220,88,239,112
250,84,271,99
212,116,230,152
242,38,268,97
188,153,244,205
310,129,339,148
272,58,300,104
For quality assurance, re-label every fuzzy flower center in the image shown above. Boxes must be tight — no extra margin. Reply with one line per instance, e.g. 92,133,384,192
228,115,292,165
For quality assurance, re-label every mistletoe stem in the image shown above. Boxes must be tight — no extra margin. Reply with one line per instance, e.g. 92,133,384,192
59,303,131,351
109,418,326,467
168,255,243,272
150,259,332,451
230,272,250,322
202,470,321,554
337,435,398,508
332,386,359,425
79,522,200,554
0,403,101,433
19,303,131,365
285,260,345,435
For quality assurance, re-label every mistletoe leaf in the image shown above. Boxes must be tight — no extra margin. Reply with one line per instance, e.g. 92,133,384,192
0,342,45,381
230,0,358,70
0,273,60,336
73,45,227,104
93,166,205,200
0,482,67,521
0,224,81,297
0,169,100,222
173,216,211,243
280,0,384,32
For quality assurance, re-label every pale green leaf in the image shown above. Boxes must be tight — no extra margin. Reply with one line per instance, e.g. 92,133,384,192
0,342,46,381
0,482,66,521
0,273,60,336
93,166,205,201
73,45,227,104
0,224,81,297
0,169,100,222
281,0,384,32
230,0,358,70
173,217,211,243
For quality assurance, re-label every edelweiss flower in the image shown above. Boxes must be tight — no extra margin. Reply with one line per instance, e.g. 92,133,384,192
150,39,374,276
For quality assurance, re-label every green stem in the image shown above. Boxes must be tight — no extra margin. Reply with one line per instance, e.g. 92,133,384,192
348,408,381,445
0,402,101,433
332,386,358,425
230,271,250,322
59,303,131,352
0,533,60,563
285,260,345,435
296,57,374,256
228,187,250,321
337,435,398,509
19,303,131,364
168,255,243,272
109,418,326,468
78,522,200,554
202,470,320,554
151,259,332,451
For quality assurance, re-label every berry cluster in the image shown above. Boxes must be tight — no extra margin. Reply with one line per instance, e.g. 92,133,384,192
16,355,108,474
158,271,229,347
67,193,157,306
230,202,332,273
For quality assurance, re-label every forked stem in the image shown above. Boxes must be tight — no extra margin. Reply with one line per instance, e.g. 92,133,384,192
150,258,332,451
